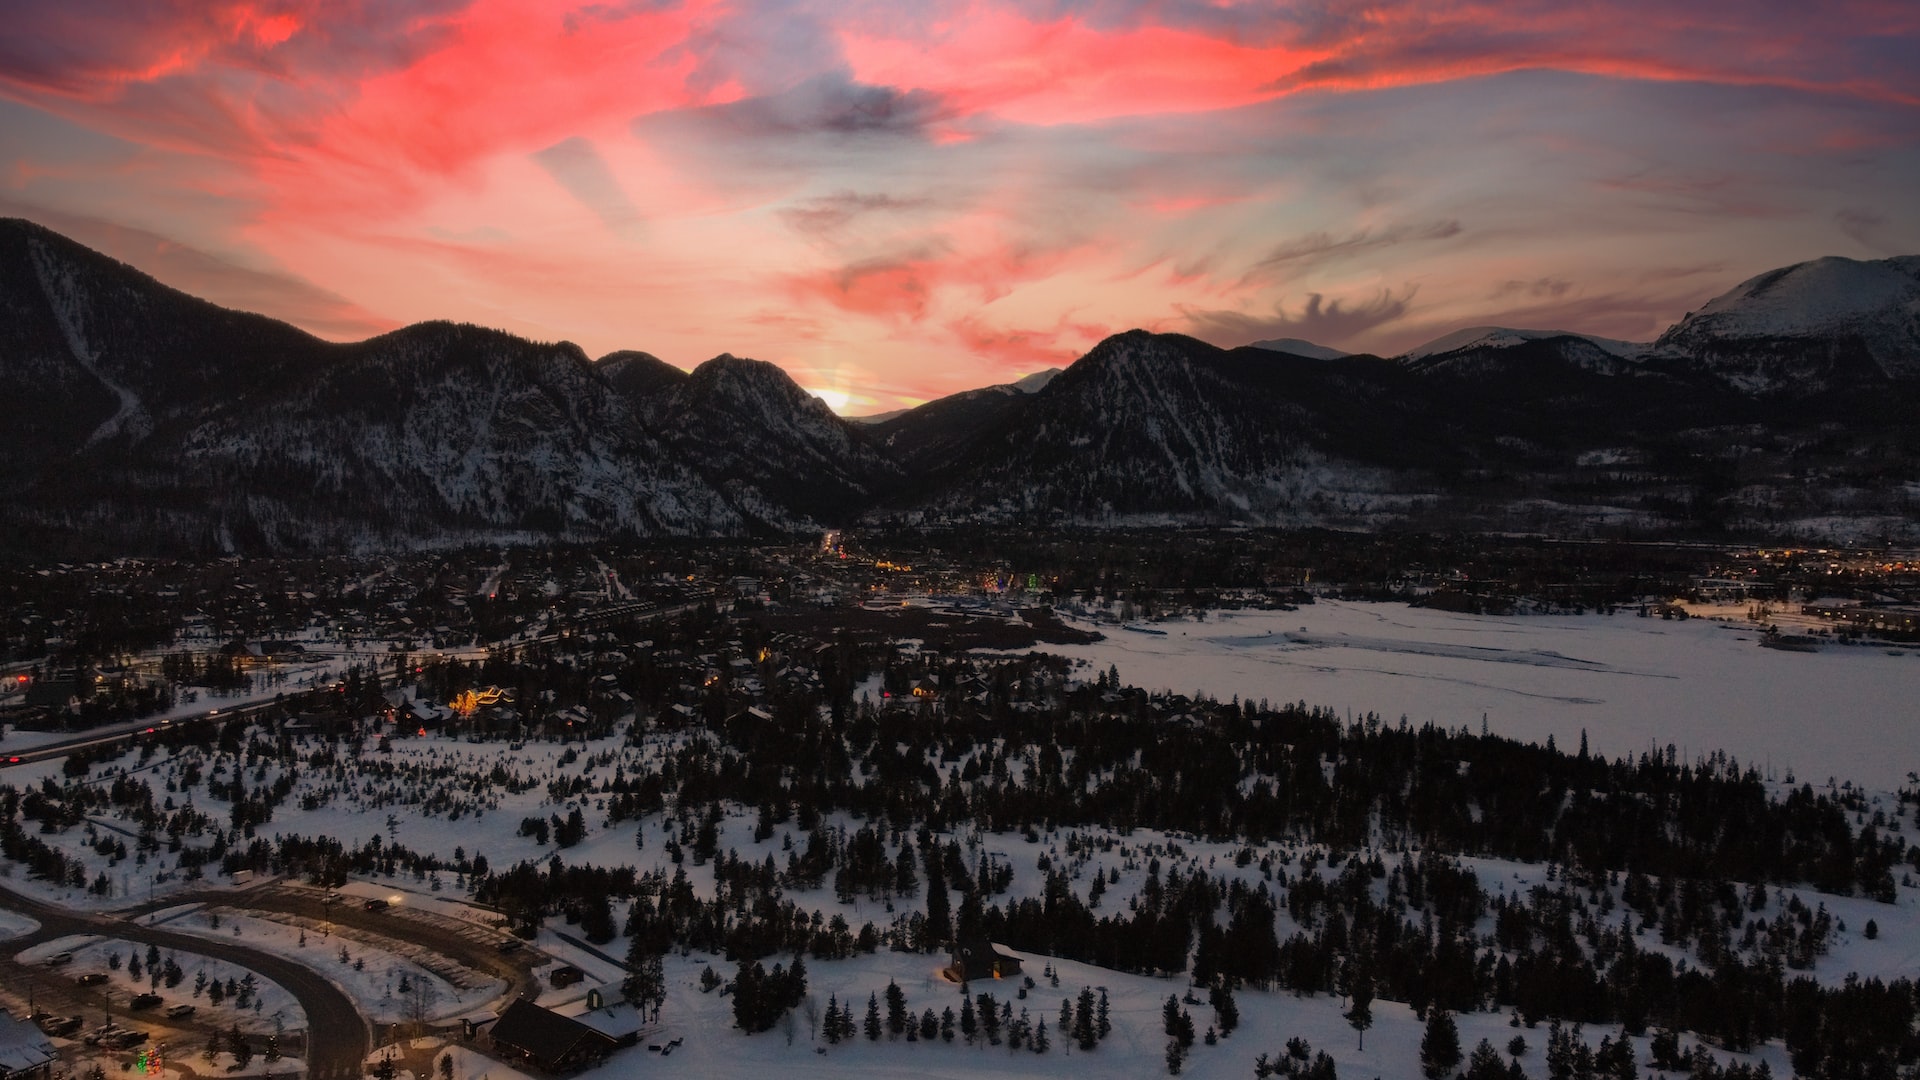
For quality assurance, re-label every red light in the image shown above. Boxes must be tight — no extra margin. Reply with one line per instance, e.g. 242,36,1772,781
14,676,25,684
144,727,156,734
7,757,19,764
417,727,426,737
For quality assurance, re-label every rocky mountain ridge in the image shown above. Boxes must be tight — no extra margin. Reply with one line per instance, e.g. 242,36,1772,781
3,217,1915,555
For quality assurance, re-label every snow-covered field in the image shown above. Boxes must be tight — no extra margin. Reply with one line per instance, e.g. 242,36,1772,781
16,932,304,1034
156,905,503,1024
1050,601,1920,791
3,596,1916,1078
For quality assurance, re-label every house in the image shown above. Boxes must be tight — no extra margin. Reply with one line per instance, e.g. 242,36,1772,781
0,1010,56,1079
488,998,624,1072
946,937,1023,983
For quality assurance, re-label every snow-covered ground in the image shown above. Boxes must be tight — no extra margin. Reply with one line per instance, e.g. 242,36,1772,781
5,595,1916,1079
1048,601,1920,791
156,905,502,1024
0,908,37,939
15,932,304,1034
549,937,1794,1080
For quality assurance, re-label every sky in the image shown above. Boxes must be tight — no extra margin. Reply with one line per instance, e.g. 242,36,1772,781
2,1,1916,414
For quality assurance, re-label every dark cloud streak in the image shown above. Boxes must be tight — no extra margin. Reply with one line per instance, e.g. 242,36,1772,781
1183,287,1417,348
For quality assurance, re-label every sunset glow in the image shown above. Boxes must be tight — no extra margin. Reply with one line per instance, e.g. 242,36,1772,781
2,0,1913,410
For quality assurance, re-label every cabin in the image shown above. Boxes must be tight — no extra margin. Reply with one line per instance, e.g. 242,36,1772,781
488,999,624,1072
946,937,1023,983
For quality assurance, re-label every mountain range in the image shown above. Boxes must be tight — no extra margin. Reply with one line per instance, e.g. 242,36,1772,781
2,217,1916,556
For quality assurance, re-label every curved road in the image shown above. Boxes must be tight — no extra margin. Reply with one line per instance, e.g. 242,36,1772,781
127,881,544,1007
0,886,371,1079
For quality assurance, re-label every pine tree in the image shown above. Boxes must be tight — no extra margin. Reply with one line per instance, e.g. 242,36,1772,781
1033,1016,1049,1053
1074,986,1097,1050
941,1006,956,1042
1466,1039,1507,1080
865,993,882,1041
1097,988,1112,1041
1211,982,1239,1035
960,995,978,1043
824,996,842,1044
1344,952,1375,1051
1422,1009,1463,1079
885,980,909,1038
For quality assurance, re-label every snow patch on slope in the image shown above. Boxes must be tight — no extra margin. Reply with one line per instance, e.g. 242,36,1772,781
1402,325,1643,361
28,238,152,445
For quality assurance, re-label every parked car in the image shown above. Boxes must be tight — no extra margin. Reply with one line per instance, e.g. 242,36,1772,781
38,1015,82,1037
495,938,522,953
109,1030,149,1049
43,951,73,967
165,1003,197,1019
82,1026,125,1046
363,898,390,911
130,992,163,1010
76,972,109,987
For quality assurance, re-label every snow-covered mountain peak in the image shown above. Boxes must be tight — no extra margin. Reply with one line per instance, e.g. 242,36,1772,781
1654,254,1920,387
1402,326,1643,362
1676,254,1920,340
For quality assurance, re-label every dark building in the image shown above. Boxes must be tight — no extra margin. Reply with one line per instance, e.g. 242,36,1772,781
488,999,624,1072
947,937,1023,983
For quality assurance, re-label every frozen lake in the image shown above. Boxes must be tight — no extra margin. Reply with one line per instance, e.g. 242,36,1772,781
1050,600,1920,792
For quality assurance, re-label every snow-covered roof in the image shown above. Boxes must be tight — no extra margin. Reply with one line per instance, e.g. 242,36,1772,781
570,1001,644,1040
0,1011,56,1073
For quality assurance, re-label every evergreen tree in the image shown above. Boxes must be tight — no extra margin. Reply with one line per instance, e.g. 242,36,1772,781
1466,1039,1507,1080
824,995,842,1044
941,1005,956,1042
1344,951,1375,1051
1097,988,1112,1041
885,980,909,1038
1074,986,1097,1050
865,993,882,1041
1422,1009,1462,1079
960,995,978,1044
579,891,615,944
1211,982,1240,1035
924,851,952,949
